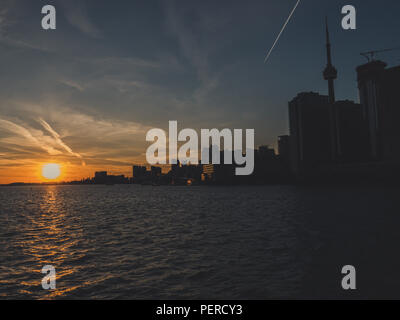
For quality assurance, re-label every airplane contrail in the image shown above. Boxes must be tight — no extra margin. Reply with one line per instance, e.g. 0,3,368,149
39,118,86,166
264,0,301,64
0,118,62,156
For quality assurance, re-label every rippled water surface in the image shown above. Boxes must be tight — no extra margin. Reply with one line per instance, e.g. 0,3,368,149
1,185,400,299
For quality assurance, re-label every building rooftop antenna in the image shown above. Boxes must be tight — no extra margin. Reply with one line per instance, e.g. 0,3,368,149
360,47,400,62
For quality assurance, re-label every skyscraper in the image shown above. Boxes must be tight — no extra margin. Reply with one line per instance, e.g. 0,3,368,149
334,100,369,162
357,60,400,161
132,165,147,183
381,66,400,162
288,92,331,174
278,135,290,163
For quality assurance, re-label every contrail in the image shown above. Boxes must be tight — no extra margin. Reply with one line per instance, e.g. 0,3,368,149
0,118,61,155
39,118,86,166
264,0,301,64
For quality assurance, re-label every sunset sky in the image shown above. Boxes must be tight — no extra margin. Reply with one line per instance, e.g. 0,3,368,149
0,0,399,183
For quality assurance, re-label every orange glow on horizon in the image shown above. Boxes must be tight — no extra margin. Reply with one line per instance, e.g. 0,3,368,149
0,161,135,185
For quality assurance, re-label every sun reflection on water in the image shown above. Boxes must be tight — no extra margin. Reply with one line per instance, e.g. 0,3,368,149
16,186,84,299
1,184,322,299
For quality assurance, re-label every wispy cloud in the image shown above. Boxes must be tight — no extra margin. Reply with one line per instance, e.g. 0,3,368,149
164,2,222,105
0,105,150,181
59,79,85,92
38,118,85,165
0,1,15,36
0,0,55,52
0,118,61,156
0,8,9,35
59,1,102,38
165,3,210,82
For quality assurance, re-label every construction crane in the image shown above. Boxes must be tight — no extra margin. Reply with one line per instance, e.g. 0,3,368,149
360,47,400,62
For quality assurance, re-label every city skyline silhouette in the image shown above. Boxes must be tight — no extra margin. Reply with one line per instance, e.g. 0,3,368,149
1,0,400,183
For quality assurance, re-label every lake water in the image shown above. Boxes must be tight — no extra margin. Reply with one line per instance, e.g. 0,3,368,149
1,185,399,299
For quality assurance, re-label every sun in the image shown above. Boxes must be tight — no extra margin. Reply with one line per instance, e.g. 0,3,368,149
42,163,61,180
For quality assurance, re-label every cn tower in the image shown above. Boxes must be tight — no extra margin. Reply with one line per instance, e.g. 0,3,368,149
323,17,338,104
323,17,339,160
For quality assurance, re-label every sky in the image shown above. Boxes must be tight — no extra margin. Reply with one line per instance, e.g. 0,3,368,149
0,0,399,183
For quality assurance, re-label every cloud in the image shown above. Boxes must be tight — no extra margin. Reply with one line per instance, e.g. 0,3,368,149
0,104,152,180
0,0,55,52
165,3,209,82
59,79,85,92
0,1,16,36
0,8,9,35
38,118,86,165
0,118,62,155
59,1,102,38
0,36,53,52
91,57,162,69
164,2,223,105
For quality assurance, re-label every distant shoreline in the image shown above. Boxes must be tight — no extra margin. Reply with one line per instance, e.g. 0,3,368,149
1,180,399,188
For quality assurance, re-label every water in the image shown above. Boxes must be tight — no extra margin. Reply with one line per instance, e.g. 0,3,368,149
0,185,399,299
